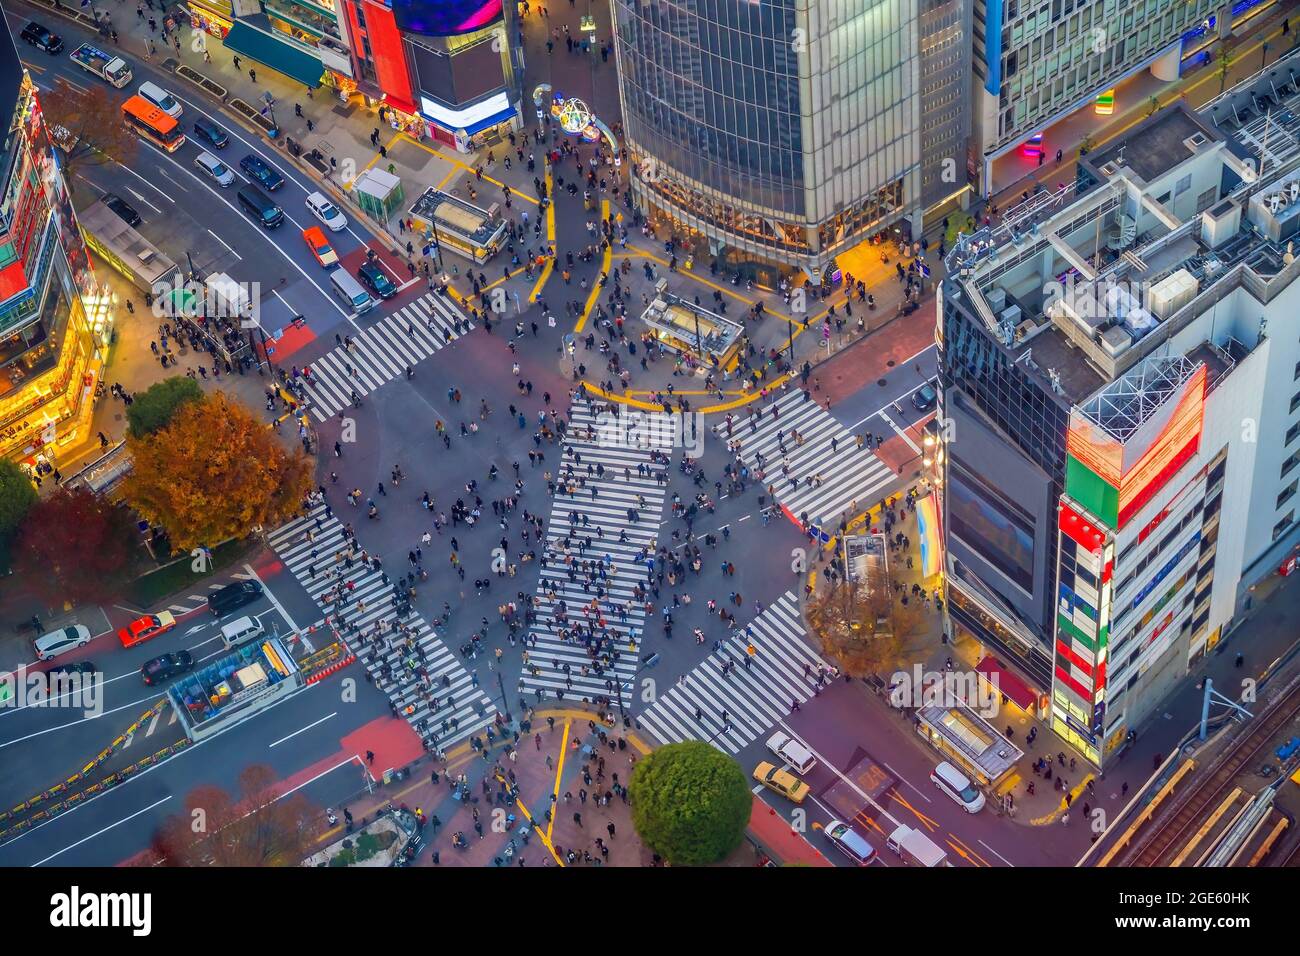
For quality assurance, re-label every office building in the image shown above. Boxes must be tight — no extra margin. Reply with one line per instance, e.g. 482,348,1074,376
939,54,1300,766
612,0,969,282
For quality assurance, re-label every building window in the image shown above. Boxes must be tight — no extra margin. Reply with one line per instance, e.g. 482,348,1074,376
1274,511,1295,541
1287,420,1300,447
1291,389,1300,415
1279,480,1298,512
1174,174,1191,196
1195,187,1217,212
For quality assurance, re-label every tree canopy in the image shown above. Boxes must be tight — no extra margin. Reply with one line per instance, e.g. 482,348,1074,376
629,741,751,866
123,390,312,551
0,459,36,539
150,765,317,866
805,564,923,678
13,487,137,604
126,375,203,438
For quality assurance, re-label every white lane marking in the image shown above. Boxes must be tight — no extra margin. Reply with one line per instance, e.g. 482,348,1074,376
208,228,242,260
880,761,933,802
268,711,336,748
0,691,167,748
878,409,922,455
113,151,174,201
125,188,162,214
979,838,1015,866
844,343,937,432
30,796,172,867
244,562,305,633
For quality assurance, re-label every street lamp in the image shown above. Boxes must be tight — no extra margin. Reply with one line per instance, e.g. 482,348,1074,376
497,670,513,723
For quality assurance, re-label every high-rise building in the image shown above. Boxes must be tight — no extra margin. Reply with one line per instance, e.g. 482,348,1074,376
0,23,110,467
612,0,969,282
970,0,1223,195
938,57,1300,766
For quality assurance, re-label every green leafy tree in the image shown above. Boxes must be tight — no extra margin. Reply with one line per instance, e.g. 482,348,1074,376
127,375,203,438
0,460,37,538
629,741,751,865
13,487,137,603
1216,46,1232,94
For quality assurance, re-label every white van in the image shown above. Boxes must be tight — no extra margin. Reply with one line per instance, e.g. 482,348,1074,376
931,761,986,813
138,80,182,118
194,151,234,187
766,731,817,775
331,268,374,314
306,191,348,232
220,615,265,649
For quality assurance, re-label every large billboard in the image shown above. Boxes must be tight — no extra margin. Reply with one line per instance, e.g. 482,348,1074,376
391,0,503,36
1066,364,1207,529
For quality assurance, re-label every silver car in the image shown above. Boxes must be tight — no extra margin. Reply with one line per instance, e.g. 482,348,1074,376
34,624,91,661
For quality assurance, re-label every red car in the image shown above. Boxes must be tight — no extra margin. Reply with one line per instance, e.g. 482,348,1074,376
118,611,176,648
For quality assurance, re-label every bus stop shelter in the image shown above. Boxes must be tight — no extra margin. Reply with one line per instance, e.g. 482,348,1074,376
639,289,745,367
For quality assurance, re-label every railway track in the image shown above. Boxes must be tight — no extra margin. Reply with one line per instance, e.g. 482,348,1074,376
1125,676,1300,867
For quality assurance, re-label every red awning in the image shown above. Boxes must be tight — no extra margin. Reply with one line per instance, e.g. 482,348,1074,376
747,796,834,866
976,656,1039,711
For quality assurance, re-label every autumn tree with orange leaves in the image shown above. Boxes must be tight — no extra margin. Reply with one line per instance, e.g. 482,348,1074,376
123,390,312,551
37,76,136,189
149,765,318,866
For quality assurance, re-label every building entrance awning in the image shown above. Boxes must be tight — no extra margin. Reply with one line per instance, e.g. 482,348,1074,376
976,656,1041,712
224,20,324,89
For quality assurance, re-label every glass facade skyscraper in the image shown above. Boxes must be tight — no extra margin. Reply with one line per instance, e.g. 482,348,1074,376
613,0,938,279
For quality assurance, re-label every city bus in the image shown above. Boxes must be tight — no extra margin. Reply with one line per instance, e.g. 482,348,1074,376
121,95,185,152
1095,89,1116,115
407,187,507,265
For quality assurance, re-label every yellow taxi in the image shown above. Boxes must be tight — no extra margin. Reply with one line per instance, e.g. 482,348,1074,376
753,760,811,804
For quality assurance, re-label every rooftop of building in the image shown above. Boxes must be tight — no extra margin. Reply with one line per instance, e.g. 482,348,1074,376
944,48,1300,408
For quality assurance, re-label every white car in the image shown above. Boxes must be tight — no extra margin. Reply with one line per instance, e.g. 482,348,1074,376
306,191,347,232
766,731,818,775
34,624,92,661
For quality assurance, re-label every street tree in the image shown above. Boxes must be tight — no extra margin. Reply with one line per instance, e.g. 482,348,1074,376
805,564,924,678
37,76,136,188
13,487,137,604
151,764,318,866
123,390,312,551
126,375,203,438
629,741,751,866
0,459,36,539
1216,45,1233,94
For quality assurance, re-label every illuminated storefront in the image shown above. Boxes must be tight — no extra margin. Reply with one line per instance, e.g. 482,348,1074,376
0,71,110,467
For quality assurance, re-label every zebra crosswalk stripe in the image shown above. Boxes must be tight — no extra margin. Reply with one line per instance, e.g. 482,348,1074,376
300,292,475,421
716,390,897,528
636,592,828,754
268,506,496,748
520,404,673,702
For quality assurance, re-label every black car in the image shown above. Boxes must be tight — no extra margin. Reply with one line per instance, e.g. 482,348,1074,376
911,383,938,413
208,580,263,616
239,154,284,191
191,116,229,149
101,193,142,227
141,651,194,686
46,661,97,678
358,261,397,299
20,22,63,54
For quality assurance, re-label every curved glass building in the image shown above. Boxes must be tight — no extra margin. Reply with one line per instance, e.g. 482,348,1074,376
613,0,948,280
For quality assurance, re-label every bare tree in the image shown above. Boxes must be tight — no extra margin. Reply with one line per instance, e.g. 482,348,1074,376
36,77,137,189
805,564,924,678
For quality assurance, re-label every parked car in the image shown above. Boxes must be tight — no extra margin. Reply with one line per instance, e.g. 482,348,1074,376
207,580,263,616
753,761,810,804
357,261,397,299
101,192,141,227
240,154,284,191
911,383,937,413
141,650,195,686
191,116,229,149
33,625,91,661
117,611,177,648
20,21,63,53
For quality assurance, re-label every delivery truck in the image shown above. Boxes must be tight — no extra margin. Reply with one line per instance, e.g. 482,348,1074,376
69,44,132,88
886,824,950,867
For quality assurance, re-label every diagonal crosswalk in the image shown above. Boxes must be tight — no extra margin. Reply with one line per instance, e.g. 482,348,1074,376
716,389,896,529
267,506,496,750
636,591,828,754
300,291,473,421
519,401,674,704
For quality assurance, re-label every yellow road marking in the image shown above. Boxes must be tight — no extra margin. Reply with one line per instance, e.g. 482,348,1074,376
545,718,571,843
573,199,611,333
529,167,556,302
435,168,457,190
398,133,540,205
